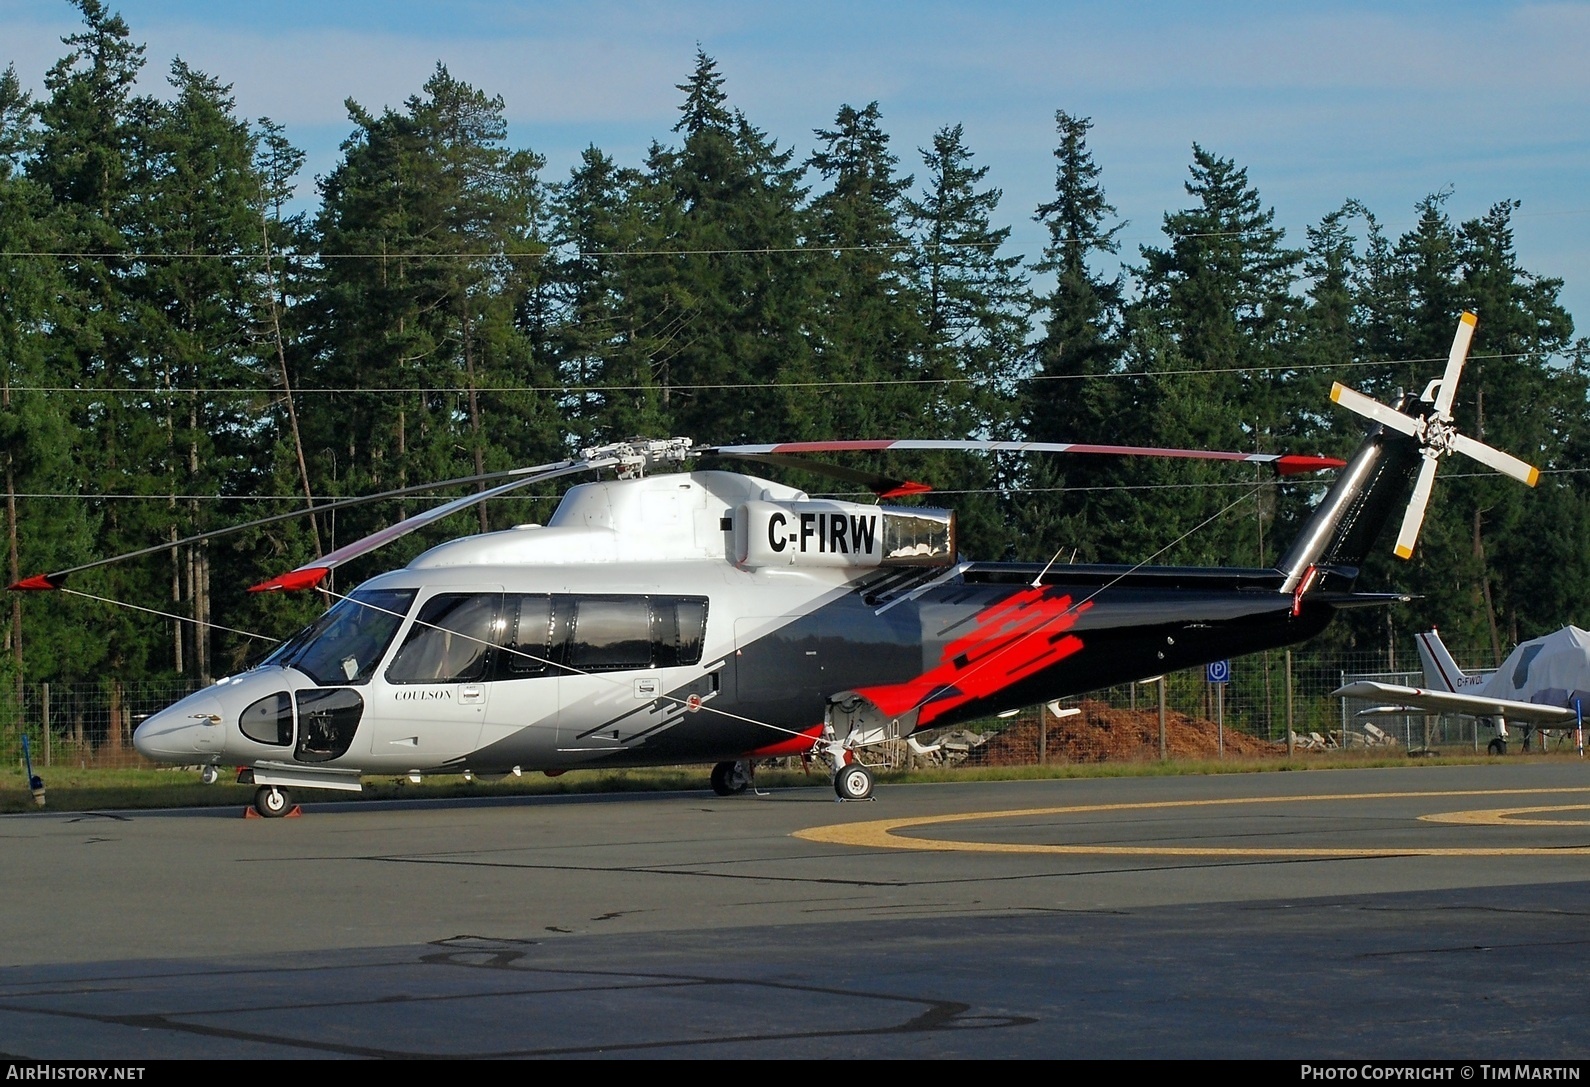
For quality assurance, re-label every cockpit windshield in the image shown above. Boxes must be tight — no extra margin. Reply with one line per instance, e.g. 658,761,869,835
259,588,417,686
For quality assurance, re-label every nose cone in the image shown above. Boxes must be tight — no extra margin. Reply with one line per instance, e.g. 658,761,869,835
134,693,225,762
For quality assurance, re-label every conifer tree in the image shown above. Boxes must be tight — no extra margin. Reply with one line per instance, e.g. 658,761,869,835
1018,111,1132,562
305,66,560,579
551,147,666,442
0,65,94,692
1129,146,1303,567
29,0,163,701
630,50,809,443
804,102,924,440
134,59,278,681
904,123,1028,557
1402,199,1578,655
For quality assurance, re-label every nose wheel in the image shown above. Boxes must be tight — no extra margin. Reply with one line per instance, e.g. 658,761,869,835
834,764,874,802
253,785,293,818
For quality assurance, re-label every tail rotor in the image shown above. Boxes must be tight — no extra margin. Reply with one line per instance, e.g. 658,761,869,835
1329,311,1540,560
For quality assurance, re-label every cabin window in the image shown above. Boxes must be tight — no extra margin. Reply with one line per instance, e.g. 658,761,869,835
239,692,293,746
655,597,708,667
386,593,502,684
558,595,708,674
373,592,710,681
269,588,417,687
568,597,653,671
499,594,554,676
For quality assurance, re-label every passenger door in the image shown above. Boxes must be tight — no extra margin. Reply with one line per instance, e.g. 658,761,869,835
368,590,501,761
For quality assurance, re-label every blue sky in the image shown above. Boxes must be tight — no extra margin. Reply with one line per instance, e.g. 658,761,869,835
5,0,1590,334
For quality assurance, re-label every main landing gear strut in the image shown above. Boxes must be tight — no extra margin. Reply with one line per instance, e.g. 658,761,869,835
822,726,874,801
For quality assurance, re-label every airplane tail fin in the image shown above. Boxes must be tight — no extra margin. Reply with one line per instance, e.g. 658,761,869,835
1275,404,1423,593
1415,629,1466,692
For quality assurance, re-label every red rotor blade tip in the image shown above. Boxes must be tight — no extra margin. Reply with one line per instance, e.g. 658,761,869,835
1274,454,1347,476
7,573,64,592
878,480,933,498
248,567,330,594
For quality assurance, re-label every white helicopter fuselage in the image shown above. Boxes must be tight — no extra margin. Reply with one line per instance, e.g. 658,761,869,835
133,470,932,786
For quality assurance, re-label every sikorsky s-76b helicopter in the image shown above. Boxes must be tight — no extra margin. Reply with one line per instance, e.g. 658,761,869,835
12,314,1540,815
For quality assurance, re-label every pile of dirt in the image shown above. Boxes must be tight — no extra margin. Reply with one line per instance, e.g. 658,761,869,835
969,699,1283,765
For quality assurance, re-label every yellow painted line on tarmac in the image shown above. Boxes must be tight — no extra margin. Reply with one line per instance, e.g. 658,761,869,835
793,787,1590,857
1420,804,1590,828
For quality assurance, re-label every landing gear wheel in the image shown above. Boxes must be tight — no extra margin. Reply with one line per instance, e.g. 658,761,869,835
834,764,874,802
1487,738,1507,756
254,785,292,817
710,761,748,796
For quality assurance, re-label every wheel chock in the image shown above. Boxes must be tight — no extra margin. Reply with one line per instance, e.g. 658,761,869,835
244,804,303,819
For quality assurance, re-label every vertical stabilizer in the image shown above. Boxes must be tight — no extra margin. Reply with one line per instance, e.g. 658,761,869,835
1276,410,1422,593
1415,630,1467,692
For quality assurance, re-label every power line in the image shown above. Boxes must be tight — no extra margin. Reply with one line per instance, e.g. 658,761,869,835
0,239,1001,262
17,468,1588,507
8,349,1575,398
8,209,1589,263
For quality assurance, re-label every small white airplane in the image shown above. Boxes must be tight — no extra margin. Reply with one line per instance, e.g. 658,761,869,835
1334,627,1589,754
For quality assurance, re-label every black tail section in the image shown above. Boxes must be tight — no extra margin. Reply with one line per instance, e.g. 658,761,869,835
1276,402,1423,592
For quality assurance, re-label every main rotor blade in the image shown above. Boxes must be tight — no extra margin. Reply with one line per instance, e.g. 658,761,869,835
1432,311,1478,421
1449,432,1540,486
8,458,588,592
716,453,930,497
703,440,1345,476
248,458,616,592
1330,383,1419,437
1394,455,1440,560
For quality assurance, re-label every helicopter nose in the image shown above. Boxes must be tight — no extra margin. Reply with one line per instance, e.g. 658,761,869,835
133,694,226,762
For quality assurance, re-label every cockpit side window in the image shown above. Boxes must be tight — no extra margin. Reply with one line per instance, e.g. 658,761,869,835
239,692,293,746
295,687,364,763
268,588,417,686
386,593,502,684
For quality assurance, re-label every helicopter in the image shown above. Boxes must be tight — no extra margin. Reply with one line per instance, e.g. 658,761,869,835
11,314,1540,816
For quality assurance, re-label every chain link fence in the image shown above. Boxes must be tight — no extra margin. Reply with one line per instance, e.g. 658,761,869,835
3,681,198,770
0,644,1524,773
